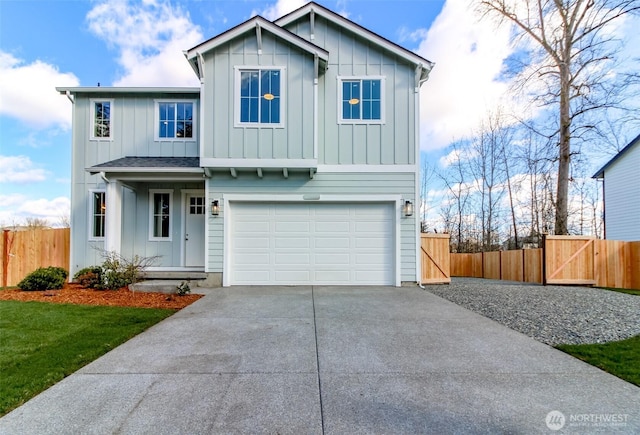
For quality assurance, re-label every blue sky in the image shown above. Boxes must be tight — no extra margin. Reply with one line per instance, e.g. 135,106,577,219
1,0,637,227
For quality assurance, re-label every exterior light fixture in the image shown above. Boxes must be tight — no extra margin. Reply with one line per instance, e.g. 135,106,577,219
211,200,220,216
403,200,414,217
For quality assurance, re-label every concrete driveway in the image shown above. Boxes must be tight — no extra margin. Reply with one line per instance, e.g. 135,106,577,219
1,286,639,434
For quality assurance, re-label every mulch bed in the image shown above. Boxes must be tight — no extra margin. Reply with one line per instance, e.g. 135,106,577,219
0,283,203,310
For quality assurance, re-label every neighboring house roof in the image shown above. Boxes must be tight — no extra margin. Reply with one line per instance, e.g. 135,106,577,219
592,133,640,178
185,15,329,79
275,1,434,81
87,157,201,174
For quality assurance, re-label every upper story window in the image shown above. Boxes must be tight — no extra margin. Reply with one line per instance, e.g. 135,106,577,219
90,99,113,140
89,190,106,240
155,101,195,140
235,67,284,127
338,77,385,124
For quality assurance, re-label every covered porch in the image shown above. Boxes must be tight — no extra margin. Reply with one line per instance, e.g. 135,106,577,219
88,157,208,274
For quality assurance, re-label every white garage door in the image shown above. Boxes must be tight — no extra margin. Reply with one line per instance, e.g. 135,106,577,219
230,202,395,285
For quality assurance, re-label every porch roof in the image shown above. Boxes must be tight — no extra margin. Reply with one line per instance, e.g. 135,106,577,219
87,157,203,174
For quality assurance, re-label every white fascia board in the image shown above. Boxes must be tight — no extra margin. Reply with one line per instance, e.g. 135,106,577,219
316,164,417,173
200,158,318,169
276,4,433,78
223,193,401,202
57,87,200,95
86,167,203,173
186,16,328,63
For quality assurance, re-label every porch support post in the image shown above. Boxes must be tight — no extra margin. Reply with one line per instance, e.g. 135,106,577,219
105,180,123,254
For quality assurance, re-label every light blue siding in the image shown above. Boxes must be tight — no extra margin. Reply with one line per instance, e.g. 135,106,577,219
284,16,417,166
202,33,315,161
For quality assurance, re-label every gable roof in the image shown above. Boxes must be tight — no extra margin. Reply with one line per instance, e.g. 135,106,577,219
592,133,640,178
275,1,434,81
185,15,329,78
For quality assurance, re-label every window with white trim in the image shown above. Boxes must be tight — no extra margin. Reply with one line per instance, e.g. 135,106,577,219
149,190,173,240
338,77,384,123
90,99,113,140
236,67,284,126
89,190,106,240
155,101,195,139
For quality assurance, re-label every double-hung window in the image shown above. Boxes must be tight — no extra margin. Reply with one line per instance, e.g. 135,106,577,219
156,101,194,139
339,77,384,124
89,190,106,240
149,190,172,240
236,67,284,127
90,99,113,140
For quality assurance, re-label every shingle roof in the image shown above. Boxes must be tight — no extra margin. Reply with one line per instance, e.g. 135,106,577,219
91,156,200,169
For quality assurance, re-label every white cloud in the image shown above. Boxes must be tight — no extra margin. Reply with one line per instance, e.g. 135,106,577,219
0,155,48,183
86,0,203,87
0,51,79,129
413,0,520,151
253,0,306,21
438,147,478,168
0,196,71,228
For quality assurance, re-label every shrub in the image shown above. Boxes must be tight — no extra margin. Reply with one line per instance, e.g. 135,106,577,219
177,281,191,296
17,267,67,291
73,267,102,289
92,250,160,290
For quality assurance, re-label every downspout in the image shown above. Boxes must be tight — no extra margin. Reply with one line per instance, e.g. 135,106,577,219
414,65,423,286
313,54,319,160
100,171,109,184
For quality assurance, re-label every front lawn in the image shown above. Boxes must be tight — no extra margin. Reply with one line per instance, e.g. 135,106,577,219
556,335,640,387
0,300,174,416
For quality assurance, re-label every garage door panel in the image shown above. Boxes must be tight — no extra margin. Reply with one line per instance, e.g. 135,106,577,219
275,237,310,248
275,253,311,265
230,202,394,285
275,221,310,232
315,238,350,248
314,253,351,265
316,221,350,232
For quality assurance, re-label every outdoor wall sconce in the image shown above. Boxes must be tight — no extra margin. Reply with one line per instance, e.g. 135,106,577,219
211,200,220,216
403,200,414,217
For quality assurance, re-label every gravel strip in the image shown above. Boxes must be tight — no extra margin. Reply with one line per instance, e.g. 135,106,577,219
424,278,640,345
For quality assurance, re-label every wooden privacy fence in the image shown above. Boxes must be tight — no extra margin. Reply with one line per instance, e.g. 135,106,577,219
1,228,70,287
450,236,640,290
420,233,451,284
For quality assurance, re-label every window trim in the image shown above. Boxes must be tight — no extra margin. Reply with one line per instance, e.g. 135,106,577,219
149,189,173,241
89,99,114,141
154,99,197,141
234,66,286,128
337,76,385,125
88,189,106,241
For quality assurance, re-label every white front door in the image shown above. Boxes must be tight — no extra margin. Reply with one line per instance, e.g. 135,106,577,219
184,194,205,267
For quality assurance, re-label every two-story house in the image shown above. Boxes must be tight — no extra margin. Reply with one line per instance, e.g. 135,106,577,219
57,2,433,286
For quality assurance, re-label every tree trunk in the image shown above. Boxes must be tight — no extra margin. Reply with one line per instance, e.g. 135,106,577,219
555,61,571,235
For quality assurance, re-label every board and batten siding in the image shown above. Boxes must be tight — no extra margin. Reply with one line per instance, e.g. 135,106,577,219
283,16,417,165
205,172,417,281
201,33,316,160
604,142,640,241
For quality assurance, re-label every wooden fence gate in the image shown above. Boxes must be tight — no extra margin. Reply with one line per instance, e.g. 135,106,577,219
420,233,451,284
543,235,595,286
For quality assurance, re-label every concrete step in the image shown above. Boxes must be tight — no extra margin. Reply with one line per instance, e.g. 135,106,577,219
139,271,207,280
129,280,195,294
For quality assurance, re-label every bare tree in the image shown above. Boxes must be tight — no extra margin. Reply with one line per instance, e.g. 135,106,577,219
477,0,640,235
24,217,51,229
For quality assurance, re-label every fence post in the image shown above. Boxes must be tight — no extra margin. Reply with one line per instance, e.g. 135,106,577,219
542,234,547,286
2,230,8,288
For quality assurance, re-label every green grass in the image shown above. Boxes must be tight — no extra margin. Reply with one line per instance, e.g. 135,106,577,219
556,335,640,387
596,286,640,296
0,301,174,416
